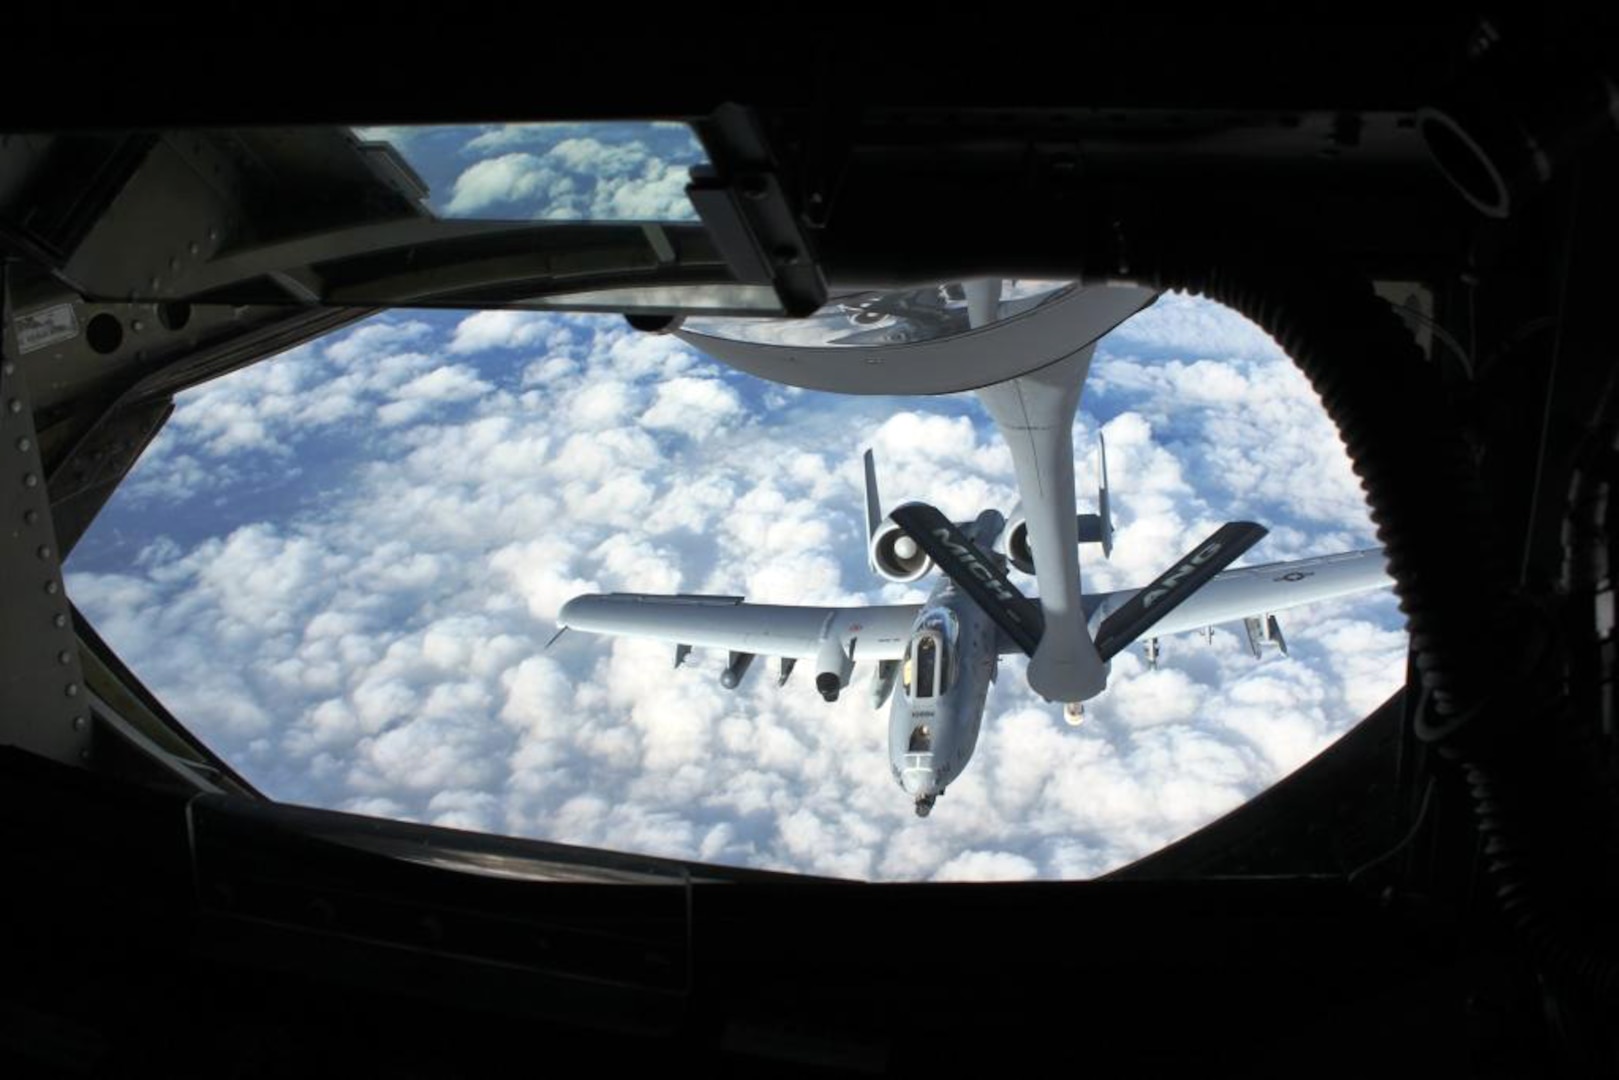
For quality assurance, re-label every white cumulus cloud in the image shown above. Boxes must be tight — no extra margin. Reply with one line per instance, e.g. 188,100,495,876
67,282,1406,882
443,137,699,221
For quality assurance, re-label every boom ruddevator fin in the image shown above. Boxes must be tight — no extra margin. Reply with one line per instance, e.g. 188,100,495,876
1093,522,1268,661
889,502,1046,656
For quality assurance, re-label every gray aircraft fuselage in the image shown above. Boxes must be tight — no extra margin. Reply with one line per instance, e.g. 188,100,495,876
885,513,1004,817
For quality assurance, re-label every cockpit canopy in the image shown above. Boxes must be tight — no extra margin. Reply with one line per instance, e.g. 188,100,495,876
902,609,959,701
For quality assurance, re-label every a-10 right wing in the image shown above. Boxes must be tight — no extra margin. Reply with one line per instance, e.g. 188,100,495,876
995,547,1392,655
1082,547,1393,643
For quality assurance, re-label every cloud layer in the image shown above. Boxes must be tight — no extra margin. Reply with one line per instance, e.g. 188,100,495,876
356,121,708,221
68,288,1406,881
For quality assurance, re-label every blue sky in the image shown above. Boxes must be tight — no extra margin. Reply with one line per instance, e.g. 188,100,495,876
64,124,1407,881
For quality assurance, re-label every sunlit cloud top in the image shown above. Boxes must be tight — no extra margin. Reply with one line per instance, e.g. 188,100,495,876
352,121,708,221
68,294,1405,882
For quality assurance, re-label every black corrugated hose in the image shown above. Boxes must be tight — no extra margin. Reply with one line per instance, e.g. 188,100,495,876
1086,216,1615,1001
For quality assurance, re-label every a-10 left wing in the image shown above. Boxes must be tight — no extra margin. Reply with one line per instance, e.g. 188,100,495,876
555,593,921,699
556,593,918,660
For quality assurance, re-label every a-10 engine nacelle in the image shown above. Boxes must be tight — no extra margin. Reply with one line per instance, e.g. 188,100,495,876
1004,515,1037,576
1006,435,1113,574
1004,512,1112,575
869,518,934,583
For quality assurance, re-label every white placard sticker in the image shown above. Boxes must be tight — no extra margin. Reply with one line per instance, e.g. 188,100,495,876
14,303,80,354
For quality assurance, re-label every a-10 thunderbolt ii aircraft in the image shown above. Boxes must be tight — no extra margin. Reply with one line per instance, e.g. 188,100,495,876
557,439,1392,817
560,278,1391,815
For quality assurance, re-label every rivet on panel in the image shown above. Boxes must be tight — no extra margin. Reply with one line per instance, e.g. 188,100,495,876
23,509,38,525
65,683,79,698
53,613,67,628
44,580,59,595
169,258,180,271
132,320,145,332
23,472,39,487
188,242,200,255
79,749,90,762
16,436,31,451
58,650,73,665
38,545,53,560
72,716,87,732
7,399,20,414
2,360,13,375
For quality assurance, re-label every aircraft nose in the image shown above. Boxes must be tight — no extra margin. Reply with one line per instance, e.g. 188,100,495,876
900,758,937,798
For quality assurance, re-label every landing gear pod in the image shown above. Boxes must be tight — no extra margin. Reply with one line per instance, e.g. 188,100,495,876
1243,614,1288,658
814,633,854,702
719,651,755,690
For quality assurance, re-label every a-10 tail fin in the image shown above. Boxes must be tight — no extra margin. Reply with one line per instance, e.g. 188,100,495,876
863,448,884,575
864,448,938,583
1099,432,1112,558
1073,432,1113,559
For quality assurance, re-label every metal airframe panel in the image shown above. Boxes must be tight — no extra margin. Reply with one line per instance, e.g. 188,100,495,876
676,281,1158,395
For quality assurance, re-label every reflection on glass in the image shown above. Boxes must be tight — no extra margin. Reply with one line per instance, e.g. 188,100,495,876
915,637,938,700
525,284,782,315
683,280,1075,348
350,121,710,223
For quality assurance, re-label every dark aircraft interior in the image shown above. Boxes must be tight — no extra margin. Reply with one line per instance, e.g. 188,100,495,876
2,14,1617,1075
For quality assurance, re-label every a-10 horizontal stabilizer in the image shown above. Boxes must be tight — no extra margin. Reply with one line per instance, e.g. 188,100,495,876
889,501,1046,656
1094,521,1268,661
